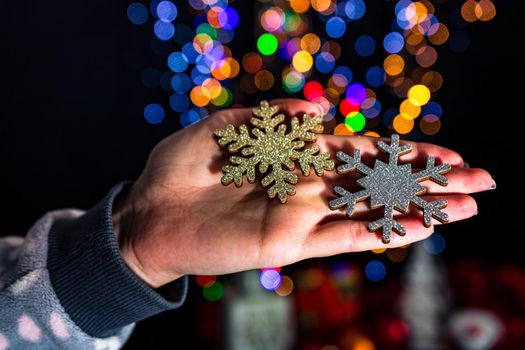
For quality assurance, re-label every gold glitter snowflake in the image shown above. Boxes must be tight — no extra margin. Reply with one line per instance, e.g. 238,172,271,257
214,100,334,203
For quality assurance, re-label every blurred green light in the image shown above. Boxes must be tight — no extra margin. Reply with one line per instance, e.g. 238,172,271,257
257,33,278,56
345,111,366,132
203,281,224,301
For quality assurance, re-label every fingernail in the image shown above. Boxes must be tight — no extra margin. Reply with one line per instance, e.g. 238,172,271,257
463,162,470,168
490,179,497,190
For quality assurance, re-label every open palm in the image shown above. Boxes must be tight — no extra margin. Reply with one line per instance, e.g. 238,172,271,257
114,99,493,288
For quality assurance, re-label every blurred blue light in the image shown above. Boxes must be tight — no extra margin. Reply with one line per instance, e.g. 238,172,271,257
195,54,214,74
182,43,199,64
366,66,385,88
141,67,161,89
167,52,189,73
144,103,165,124
150,0,161,18
355,35,375,57
216,29,235,43
180,108,201,128
169,93,190,112
346,82,366,105
365,260,386,282
222,7,239,30
345,0,366,20
383,32,404,54
154,20,175,41
315,52,336,73
326,17,346,39
127,2,149,25
423,233,446,255
362,99,381,118
171,73,192,93
334,66,353,83
157,1,177,22
191,67,210,85
421,101,443,117
259,270,282,291
383,108,398,127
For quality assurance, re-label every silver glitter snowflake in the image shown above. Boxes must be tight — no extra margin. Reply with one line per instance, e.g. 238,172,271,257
329,134,452,244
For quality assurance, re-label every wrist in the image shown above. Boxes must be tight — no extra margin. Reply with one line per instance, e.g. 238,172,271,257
112,184,183,288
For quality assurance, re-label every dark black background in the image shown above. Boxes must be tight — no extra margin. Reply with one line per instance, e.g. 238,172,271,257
0,1,520,348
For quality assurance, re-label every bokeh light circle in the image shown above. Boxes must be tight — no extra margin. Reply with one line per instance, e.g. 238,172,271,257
257,33,279,56
127,2,149,25
144,103,165,124
407,84,431,106
260,269,282,291
365,260,386,282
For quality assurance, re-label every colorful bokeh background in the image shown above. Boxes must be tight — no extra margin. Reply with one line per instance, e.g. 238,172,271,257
1,0,521,349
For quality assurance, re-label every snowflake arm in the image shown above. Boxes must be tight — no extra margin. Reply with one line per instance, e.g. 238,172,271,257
214,124,256,152
287,114,324,141
329,187,369,216
221,155,259,186
292,145,334,176
335,149,373,175
261,166,298,203
411,196,449,226
377,134,412,165
250,101,284,132
368,202,407,244
412,156,451,186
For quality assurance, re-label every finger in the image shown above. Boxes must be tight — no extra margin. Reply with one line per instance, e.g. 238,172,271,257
321,194,477,223
205,98,323,130
317,134,466,168
268,98,323,117
300,217,435,258
419,167,494,194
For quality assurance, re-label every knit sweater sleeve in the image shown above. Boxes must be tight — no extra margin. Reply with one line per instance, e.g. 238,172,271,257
0,183,188,349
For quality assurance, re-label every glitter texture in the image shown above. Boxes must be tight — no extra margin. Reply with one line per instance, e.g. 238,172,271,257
329,134,451,243
214,100,334,203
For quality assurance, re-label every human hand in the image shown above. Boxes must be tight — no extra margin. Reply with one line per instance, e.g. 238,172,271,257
113,99,494,288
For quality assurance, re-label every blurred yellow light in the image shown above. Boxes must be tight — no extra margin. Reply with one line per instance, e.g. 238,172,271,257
407,84,431,106
275,276,294,296
300,33,321,54
478,0,496,21
429,23,449,45
420,116,441,135
311,0,331,13
461,0,480,22
415,45,437,68
334,123,354,135
386,248,408,262
353,337,375,350
393,114,415,134
384,54,405,76
292,50,313,72
422,71,443,92
363,131,380,138
254,69,275,91
290,0,310,14
372,248,387,254
190,86,211,107
400,99,421,120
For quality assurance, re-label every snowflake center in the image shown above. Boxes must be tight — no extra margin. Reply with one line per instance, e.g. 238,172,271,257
359,162,420,208
255,132,293,164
